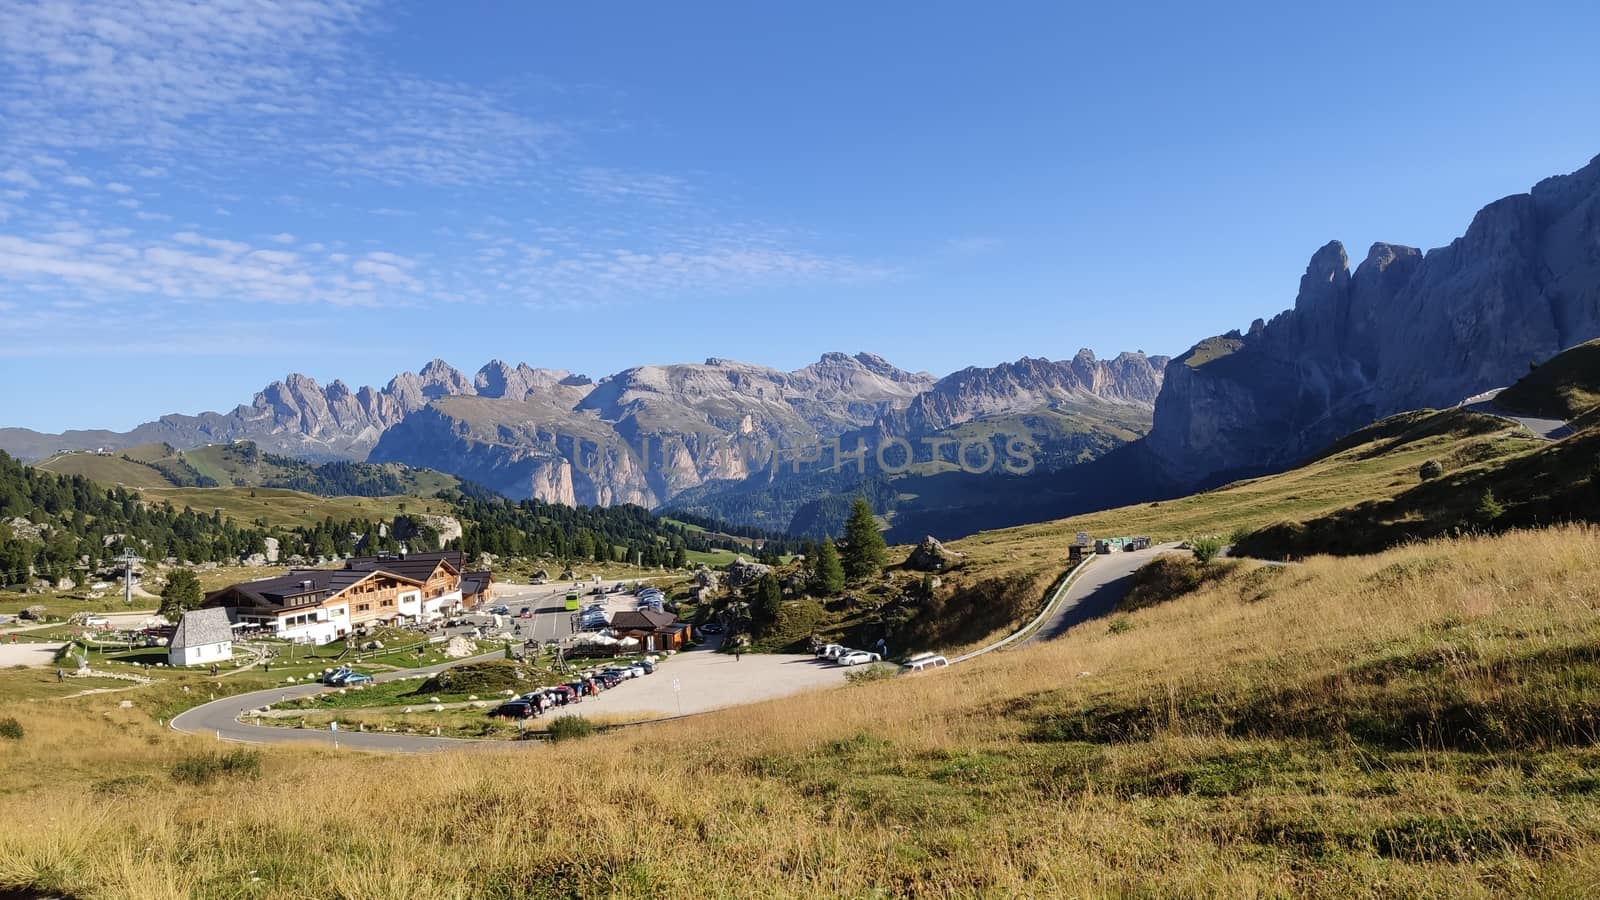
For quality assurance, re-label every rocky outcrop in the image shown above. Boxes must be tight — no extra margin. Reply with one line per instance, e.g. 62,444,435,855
905,535,962,572
723,556,772,588
1147,153,1600,486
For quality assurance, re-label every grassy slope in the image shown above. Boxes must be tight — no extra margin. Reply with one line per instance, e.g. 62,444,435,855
140,486,453,529
32,452,175,489
1497,338,1600,419
944,407,1543,579
3,527,1599,896
37,441,458,499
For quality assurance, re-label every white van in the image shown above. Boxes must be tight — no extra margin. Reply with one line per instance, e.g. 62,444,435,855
902,653,949,673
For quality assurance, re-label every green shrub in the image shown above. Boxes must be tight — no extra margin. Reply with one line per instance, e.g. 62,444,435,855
171,749,262,785
1107,616,1134,635
548,716,595,742
1477,489,1505,522
1189,536,1224,565
845,663,897,684
0,717,23,740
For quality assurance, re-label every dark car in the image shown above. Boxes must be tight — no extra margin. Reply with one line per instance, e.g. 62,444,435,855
699,622,725,635
493,700,535,719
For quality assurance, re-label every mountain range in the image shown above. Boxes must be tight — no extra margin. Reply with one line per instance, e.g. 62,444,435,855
6,153,1598,540
2,349,1169,525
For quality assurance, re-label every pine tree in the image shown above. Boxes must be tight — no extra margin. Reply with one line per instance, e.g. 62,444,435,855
159,568,204,620
810,536,845,595
840,497,886,581
755,572,782,625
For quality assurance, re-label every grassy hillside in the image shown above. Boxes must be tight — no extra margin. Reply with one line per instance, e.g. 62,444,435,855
945,407,1543,579
3,526,1599,896
1497,338,1600,419
36,440,459,497
1238,415,1600,559
140,486,453,530
31,451,174,489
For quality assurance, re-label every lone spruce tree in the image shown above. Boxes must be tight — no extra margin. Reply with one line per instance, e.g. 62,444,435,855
158,569,204,621
841,498,887,581
810,536,845,595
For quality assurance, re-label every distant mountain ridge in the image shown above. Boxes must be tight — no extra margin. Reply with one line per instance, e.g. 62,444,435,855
3,350,1166,522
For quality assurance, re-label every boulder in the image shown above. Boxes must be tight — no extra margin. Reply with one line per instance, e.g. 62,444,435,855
723,556,771,588
906,536,962,572
263,536,280,563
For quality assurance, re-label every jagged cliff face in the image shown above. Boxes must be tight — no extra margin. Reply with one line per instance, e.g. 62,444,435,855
1147,153,1600,486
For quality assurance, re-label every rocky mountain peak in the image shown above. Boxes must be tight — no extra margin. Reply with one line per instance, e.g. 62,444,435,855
1147,152,1600,488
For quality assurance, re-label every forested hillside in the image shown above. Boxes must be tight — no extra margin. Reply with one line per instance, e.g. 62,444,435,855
0,451,792,588
447,482,799,566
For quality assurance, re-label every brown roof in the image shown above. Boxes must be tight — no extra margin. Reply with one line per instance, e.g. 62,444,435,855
610,609,678,632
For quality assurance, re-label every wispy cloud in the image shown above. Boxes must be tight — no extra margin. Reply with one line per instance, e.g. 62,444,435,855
0,0,891,348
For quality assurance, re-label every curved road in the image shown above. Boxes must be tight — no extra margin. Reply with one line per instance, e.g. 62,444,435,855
1021,544,1178,645
1462,388,1573,440
171,650,511,753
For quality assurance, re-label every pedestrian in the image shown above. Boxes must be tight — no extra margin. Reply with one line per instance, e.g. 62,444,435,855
735,648,741,662
263,660,270,673
56,667,64,683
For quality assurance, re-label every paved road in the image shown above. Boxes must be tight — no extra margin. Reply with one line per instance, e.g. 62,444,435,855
1463,388,1573,440
1022,544,1179,644
170,650,511,753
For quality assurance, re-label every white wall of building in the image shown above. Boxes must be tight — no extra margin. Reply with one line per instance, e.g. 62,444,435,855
422,590,462,621
168,639,233,667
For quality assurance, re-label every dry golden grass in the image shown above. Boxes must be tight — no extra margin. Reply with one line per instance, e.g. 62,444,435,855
3,525,1600,897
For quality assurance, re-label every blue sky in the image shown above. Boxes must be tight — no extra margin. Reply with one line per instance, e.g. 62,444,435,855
2,0,1598,432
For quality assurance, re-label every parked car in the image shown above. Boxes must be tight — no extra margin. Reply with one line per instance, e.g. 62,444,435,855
341,671,374,686
637,659,656,675
901,653,949,673
700,622,725,635
493,700,535,719
518,607,534,618
321,667,356,686
836,650,882,667
815,644,846,660
82,615,109,628
489,605,510,615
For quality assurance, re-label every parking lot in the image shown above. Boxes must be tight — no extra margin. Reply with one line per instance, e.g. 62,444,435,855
545,635,854,721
